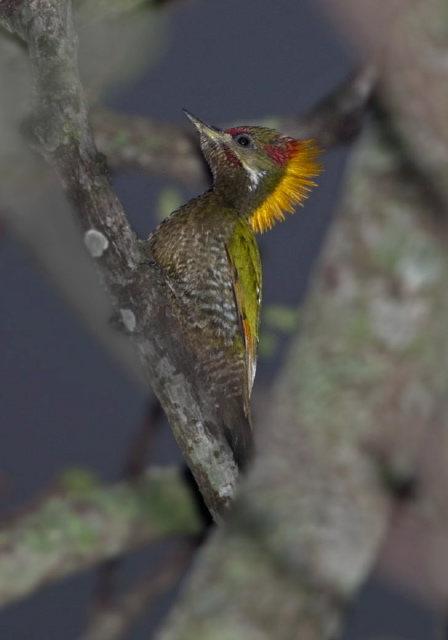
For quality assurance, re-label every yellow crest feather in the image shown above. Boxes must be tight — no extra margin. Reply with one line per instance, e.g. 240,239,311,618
249,140,322,234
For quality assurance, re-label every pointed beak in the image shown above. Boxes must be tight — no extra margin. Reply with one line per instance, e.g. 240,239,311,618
182,109,228,145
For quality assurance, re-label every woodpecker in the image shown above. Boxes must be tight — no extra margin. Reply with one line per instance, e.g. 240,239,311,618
147,111,322,469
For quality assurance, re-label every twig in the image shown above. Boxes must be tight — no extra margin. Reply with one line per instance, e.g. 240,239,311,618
0,467,200,609
93,398,165,607
284,63,377,147
81,541,196,640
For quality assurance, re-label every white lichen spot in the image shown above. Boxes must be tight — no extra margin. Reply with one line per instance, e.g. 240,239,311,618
370,298,427,349
120,309,136,333
84,229,109,258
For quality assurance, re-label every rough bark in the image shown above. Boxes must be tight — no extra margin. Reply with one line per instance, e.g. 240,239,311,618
156,116,448,638
0,467,200,609
0,0,238,520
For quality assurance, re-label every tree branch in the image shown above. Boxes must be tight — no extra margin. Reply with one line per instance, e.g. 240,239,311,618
91,109,205,186
318,0,448,209
91,64,377,186
156,112,448,638
0,0,239,520
0,467,200,609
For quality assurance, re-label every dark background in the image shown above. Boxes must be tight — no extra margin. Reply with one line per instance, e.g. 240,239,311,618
0,1,440,637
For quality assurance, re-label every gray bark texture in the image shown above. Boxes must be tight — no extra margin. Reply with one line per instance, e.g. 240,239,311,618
156,117,448,639
0,0,238,521
0,468,200,608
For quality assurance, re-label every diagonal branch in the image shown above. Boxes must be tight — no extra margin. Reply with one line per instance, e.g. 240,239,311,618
156,112,448,639
0,0,238,520
284,63,377,147
0,467,201,609
91,63,377,186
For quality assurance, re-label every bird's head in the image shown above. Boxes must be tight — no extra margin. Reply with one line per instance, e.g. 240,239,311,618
184,110,322,233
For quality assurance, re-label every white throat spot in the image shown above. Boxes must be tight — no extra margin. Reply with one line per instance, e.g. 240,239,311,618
245,166,265,191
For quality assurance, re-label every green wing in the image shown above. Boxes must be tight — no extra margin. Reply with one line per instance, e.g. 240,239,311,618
226,219,262,397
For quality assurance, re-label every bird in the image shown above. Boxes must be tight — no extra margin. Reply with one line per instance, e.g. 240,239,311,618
147,110,322,469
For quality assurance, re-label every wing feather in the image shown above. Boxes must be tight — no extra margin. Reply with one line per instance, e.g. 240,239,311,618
226,221,261,399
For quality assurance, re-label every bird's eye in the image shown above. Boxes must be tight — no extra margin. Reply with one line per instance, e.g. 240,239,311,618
235,134,252,147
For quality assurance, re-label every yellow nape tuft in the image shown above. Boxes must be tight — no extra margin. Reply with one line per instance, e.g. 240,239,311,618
249,140,322,234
